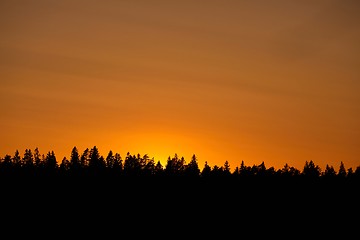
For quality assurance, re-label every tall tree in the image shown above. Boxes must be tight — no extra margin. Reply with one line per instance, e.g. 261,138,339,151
12,150,21,168
223,160,231,176
165,153,186,176
239,160,251,177
143,157,156,176
80,148,90,168
154,161,164,176
201,161,211,178
113,153,123,174
70,146,81,172
60,157,70,173
34,147,42,169
44,151,58,175
323,164,336,178
88,146,105,174
124,152,141,176
106,150,115,169
184,154,200,178
302,160,321,178
257,161,266,177
338,161,347,178
22,149,34,169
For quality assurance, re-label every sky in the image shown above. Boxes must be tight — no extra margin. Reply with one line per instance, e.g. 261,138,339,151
1,0,359,171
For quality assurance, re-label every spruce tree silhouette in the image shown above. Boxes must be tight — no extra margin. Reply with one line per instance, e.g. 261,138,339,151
0,146,359,237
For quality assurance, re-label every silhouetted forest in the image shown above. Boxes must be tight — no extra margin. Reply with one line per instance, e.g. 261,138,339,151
1,145,359,202
1,146,359,182
0,146,359,237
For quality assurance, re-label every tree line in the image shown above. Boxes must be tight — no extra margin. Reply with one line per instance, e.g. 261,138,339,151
1,145,359,228
1,145,359,182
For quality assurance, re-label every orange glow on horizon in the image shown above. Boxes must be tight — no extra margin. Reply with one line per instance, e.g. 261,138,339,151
1,0,359,172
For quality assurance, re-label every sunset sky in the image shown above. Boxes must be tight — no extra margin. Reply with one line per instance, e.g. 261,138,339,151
1,0,359,171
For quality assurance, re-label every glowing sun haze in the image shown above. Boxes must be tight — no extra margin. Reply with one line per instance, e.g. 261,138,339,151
1,0,359,171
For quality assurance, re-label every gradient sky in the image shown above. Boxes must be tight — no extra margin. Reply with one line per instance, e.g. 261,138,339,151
1,0,359,171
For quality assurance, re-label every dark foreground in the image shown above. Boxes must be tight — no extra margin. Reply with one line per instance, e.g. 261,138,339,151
0,176,358,238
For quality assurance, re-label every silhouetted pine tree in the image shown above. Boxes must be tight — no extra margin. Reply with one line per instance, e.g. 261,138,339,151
184,154,200,178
